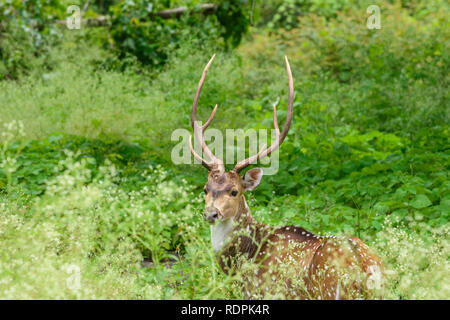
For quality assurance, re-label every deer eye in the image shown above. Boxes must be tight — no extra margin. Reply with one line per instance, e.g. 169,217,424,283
204,188,208,195
231,190,238,197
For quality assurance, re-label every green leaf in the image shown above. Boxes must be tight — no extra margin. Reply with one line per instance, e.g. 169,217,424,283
410,194,432,209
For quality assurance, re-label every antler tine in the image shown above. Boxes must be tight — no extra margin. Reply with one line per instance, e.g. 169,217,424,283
191,54,216,129
272,103,281,136
190,55,225,173
202,104,218,131
280,55,294,145
189,135,214,169
233,56,294,173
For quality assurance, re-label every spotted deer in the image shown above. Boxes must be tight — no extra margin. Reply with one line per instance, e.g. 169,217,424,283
188,55,384,299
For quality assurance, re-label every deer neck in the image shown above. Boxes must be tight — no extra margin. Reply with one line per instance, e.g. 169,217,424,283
235,196,257,226
212,196,267,261
210,218,234,253
210,196,251,253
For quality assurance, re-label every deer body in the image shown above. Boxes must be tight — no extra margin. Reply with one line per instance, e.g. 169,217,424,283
188,55,384,299
214,194,383,299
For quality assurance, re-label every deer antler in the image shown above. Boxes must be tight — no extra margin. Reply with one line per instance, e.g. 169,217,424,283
233,56,294,173
189,54,225,173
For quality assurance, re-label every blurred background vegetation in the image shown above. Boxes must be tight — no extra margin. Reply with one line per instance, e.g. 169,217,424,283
0,0,448,299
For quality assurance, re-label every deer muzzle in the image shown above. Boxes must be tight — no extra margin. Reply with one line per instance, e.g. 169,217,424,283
204,207,222,224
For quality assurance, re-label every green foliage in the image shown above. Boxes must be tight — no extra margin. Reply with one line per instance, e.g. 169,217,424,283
214,0,251,47
109,0,176,67
108,0,251,67
259,0,353,30
250,3,449,84
93,0,120,14
0,136,448,299
0,0,65,79
0,19,34,79
0,0,66,24
0,1,448,299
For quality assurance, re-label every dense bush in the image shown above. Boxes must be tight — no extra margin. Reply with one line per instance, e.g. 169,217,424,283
0,0,67,79
259,0,353,30
0,0,252,75
109,0,251,67
0,19,34,79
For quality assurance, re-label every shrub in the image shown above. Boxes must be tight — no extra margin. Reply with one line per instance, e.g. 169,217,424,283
0,0,65,79
108,0,251,67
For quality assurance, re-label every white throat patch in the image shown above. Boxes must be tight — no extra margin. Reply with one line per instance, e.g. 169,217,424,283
210,218,234,252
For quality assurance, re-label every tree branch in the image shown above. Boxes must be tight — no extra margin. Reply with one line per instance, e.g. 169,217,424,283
55,3,216,27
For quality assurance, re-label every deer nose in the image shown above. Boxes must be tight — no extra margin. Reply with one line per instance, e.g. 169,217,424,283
205,208,221,223
208,212,219,223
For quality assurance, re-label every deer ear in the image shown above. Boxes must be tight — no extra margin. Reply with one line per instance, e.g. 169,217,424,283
243,168,263,191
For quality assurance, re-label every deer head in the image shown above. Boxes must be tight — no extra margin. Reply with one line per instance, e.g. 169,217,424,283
188,54,294,225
